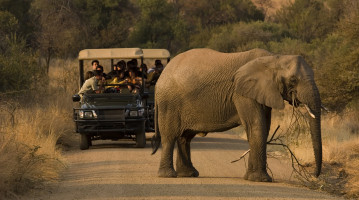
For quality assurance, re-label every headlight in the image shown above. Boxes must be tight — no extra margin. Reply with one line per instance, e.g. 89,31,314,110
138,108,144,117
79,110,97,119
130,110,138,117
79,110,84,118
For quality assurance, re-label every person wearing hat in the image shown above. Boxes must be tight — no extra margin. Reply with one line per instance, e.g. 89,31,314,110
78,70,104,99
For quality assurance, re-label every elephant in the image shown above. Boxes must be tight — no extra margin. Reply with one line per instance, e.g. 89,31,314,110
151,48,322,182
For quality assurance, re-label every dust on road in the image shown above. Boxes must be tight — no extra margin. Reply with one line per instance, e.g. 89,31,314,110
23,132,340,200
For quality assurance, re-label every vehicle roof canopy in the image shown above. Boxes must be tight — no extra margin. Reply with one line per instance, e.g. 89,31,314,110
78,48,143,60
142,49,170,59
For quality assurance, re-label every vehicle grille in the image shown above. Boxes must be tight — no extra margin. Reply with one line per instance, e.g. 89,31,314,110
97,122,125,129
100,110,125,120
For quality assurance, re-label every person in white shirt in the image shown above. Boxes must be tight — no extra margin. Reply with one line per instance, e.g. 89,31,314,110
78,70,104,98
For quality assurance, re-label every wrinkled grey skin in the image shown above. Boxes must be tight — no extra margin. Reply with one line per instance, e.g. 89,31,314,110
152,48,322,182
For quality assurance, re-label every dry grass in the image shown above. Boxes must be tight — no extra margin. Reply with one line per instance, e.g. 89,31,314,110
266,104,359,199
234,102,359,198
0,59,78,198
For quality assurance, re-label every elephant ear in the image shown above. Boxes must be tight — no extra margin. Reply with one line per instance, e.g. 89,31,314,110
234,59,285,109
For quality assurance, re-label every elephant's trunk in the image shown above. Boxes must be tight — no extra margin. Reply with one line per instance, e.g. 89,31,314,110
297,80,322,177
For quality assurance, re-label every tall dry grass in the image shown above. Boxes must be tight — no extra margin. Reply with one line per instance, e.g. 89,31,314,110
0,59,78,198
266,104,359,198
234,102,359,198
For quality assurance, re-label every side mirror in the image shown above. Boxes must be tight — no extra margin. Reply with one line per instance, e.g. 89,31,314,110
72,94,81,102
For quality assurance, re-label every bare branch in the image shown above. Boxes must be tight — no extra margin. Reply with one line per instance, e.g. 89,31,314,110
231,149,250,163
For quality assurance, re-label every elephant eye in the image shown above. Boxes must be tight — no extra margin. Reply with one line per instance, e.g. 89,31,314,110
289,76,298,86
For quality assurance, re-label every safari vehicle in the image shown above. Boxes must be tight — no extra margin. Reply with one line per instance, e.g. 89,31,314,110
72,48,149,150
142,49,171,131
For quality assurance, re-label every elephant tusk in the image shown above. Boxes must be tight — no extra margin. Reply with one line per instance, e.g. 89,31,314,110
305,104,316,119
321,104,329,112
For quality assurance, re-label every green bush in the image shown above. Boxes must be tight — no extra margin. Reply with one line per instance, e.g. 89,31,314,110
312,34,359,111
0,36,41,93
206,21,288,52
275,0,336,42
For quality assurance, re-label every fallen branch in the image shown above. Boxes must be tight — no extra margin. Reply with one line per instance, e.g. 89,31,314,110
231,149,250,163
231,122,315,183
230,125,280,163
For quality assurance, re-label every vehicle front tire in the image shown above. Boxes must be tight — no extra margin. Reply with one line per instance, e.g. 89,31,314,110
80,133,90,150
135,124,146,148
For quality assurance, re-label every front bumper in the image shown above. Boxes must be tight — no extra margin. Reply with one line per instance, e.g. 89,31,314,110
73,107,147,135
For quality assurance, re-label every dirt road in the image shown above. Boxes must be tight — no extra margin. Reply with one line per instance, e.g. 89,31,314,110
23,132,340,200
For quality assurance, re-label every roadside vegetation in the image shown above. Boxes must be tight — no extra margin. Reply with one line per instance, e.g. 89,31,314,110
270,106,359,199
0,58,77,198
0,0,358,198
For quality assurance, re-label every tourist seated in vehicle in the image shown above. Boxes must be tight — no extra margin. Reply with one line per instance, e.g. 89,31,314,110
124,60,138,78
131,58,138,68
104,64,119,92
78,70,104,100
146,60,164,86
91,60,99,70
119,69,142,94
107,63,119,79
138,63,148,79
83,60,100,80
104,70,127,93
95,65,107,81
84,71,94,80
117,60,126,72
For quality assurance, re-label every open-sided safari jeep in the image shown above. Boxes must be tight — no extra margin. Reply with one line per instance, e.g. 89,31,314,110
72,48,170,150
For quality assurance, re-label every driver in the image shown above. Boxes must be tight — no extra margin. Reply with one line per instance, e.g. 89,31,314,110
78,70,104,99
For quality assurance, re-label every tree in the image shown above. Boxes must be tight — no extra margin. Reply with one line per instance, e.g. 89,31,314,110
30,0,84,73
31,0,136,74
313,0,359,111
0,0,33,42
71,0,135,48
0,11,39,93
178,0,264,30
275,0,335,42
128,0,175,49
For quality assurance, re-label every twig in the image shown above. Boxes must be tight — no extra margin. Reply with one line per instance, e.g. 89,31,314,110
231,105,316,183
267,125,280,143
231,149,250,163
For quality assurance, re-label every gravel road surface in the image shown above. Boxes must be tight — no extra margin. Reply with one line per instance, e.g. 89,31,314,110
23,132,341,200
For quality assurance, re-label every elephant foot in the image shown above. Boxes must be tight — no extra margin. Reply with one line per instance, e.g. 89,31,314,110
177,167,199,177
244,171,272,182
158,167,177,178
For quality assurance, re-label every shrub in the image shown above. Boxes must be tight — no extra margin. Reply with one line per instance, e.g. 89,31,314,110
206,21,288,52
0,36,42,93
275,0,336,42
0,105,67,197
0,59,77,198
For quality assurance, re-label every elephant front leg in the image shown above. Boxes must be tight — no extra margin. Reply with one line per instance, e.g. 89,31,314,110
158,137,177,178
176,134,199,177
244,127,272,182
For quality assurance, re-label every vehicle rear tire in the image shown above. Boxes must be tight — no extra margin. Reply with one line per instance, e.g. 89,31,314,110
80,133,89,150
135,124,146,148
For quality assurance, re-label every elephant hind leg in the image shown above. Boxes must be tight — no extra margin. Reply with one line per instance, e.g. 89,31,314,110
158,135,177,178
176,131,199,177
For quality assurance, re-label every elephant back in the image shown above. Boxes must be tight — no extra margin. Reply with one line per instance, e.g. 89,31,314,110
156,48,273,94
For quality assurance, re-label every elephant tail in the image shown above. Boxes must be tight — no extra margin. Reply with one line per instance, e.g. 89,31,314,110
151,99,161,155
